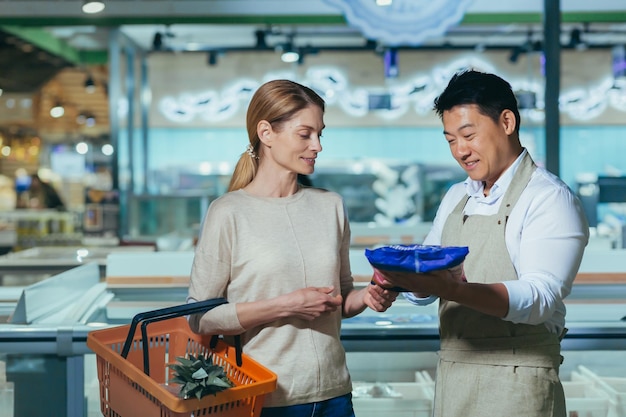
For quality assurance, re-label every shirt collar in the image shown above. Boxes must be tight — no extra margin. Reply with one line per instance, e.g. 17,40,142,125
463,149,527,204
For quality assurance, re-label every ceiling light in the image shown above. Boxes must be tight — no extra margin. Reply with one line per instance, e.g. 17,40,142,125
384,48,399,78
568,28,587,51
85,114,96,127
280,38,300,63
208,51,218,66
152,32,163,50
101,144,114,156
613,45,626,80
508,45,523,64
84,75,96,93
50,101,64,118
82,0,105,14
75,142,89,155
376,0,393,5
254,30,267,49
281,51,299,63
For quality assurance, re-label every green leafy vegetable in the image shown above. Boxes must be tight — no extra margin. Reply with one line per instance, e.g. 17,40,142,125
167,354,234,399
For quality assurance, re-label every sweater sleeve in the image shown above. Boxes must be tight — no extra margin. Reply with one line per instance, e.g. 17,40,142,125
187,198,244,335
338,198,355,299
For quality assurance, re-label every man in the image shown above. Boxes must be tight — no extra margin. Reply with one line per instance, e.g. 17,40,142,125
373,70,589,417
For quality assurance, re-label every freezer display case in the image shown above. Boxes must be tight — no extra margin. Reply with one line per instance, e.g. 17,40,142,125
0,244,155,286
0,250,625,417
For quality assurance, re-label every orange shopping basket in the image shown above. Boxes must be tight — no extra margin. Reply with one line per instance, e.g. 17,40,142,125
87,298,278,417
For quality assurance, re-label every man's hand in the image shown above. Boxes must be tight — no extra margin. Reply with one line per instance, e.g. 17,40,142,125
371,263,466,299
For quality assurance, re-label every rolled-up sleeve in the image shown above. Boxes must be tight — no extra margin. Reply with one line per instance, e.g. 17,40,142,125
502,183,588,331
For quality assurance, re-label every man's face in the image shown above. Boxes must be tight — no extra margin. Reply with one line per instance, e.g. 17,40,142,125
442,104,517,192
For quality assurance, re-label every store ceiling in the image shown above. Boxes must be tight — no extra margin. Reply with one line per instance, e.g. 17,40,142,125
1,1,626,92
0,28,72,93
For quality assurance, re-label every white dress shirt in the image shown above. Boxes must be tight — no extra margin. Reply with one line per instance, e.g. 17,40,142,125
405,150,589,334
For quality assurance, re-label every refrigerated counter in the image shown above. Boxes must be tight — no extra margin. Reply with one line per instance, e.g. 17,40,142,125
0,244,155,286
0,250,625,416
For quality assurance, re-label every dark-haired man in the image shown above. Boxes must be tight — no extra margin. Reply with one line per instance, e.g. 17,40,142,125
374,70,589,417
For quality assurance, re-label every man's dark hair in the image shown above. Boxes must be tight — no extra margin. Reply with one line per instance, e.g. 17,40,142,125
433,70,521,133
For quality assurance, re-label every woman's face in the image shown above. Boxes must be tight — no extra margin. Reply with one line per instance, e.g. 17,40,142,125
267,105,324,175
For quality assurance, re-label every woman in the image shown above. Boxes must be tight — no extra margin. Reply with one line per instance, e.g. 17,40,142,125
188,79,397,417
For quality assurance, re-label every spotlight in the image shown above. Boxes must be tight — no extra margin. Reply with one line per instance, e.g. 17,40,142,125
82,0,105,14
75,141,89,155
101,144,114,156
508,46,523,64
85,114,96,127
384,48,399,78
254,30,267,49
208,51,218,66
50,101,64,118
568,28,587,50
152,32,163,50
612,45,626,80
281,44,299,63
84,75,96,93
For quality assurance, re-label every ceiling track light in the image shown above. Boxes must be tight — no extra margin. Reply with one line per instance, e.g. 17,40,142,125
50,101,64,118
152,32,163,51
207,51,219,66
254,30,267,49
280,33,301,63
82,0,105,14
77,112,97,127
384,48,399,78
281,49,299,63
84,74,96,93
568,27,587,51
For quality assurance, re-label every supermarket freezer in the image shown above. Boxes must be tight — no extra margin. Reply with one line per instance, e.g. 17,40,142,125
0,251,625,416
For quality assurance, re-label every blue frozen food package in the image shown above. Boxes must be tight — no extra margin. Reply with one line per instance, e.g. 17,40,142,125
365,244,469,273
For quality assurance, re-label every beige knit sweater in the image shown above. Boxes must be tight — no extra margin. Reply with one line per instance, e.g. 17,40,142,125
188,187,355,407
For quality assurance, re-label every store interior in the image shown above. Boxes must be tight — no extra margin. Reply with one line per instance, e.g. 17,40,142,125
0,1,626,416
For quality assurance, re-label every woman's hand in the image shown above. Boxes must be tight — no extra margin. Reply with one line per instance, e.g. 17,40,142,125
278,286,343,321
364,283,398,312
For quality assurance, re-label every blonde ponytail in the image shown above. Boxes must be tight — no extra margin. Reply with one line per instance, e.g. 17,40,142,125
228,149,258,191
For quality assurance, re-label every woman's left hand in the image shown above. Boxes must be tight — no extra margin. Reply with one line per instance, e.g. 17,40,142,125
364,283,398,312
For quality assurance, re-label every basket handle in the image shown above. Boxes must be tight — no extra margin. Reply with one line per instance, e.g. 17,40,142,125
121,298,243,375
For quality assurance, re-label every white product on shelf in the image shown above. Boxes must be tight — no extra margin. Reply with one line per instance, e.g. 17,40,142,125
352,380,434,417
572,365,626,417
563,380,610,417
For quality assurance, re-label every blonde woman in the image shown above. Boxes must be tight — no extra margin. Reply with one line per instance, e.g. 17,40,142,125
188,79,397,417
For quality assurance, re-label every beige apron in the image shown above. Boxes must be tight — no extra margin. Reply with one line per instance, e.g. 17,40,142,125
434,153,566,417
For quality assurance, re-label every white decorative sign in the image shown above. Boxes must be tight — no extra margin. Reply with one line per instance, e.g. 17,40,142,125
158,57,626,124
321,0,474,46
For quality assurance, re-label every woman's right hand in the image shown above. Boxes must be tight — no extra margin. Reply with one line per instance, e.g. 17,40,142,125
279,286,342,321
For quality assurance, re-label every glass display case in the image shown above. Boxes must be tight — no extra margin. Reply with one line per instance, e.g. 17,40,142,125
125,161,466,239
